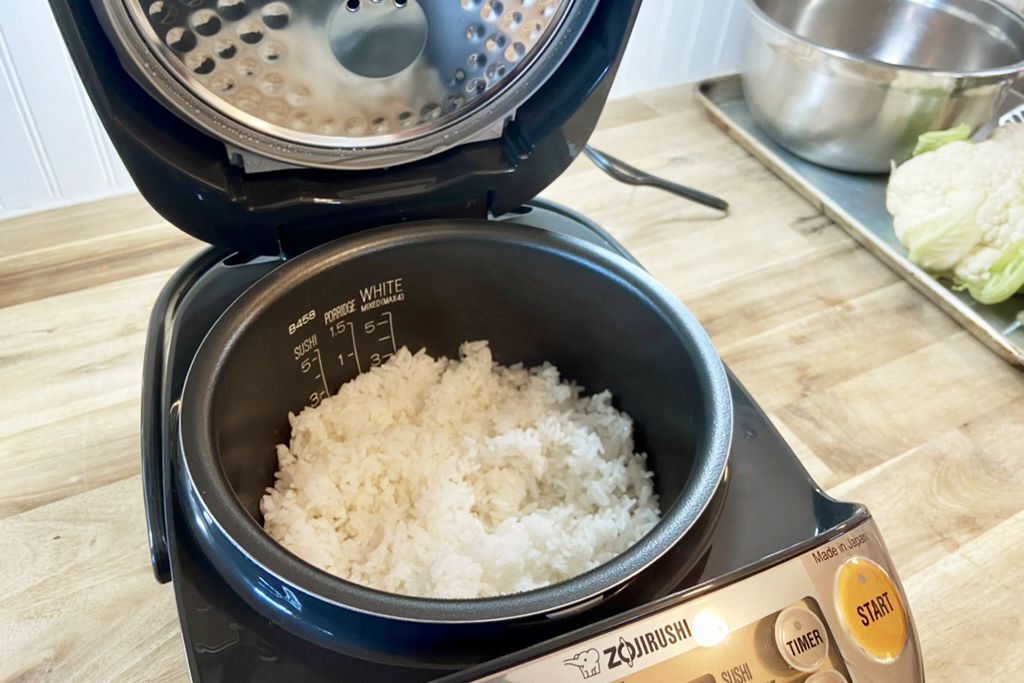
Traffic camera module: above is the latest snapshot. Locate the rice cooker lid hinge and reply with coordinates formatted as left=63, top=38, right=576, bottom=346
left=271, top=189, right=495, bottom=258
left=237, top=137, right=527, bottom=254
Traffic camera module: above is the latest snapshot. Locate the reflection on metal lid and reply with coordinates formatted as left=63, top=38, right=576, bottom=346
left=112, top=0, right=575, bottom=153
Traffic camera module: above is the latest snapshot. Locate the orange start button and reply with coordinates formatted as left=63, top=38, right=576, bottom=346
left=834, top=557, right=908, bottom=663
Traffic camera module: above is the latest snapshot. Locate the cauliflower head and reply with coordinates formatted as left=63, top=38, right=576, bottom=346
left=886, top=123, right=1024, bottom=304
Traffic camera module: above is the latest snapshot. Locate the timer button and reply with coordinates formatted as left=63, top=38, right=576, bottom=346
left=807, top=671, right=848, bottom=682
left=774, top=606, right=829, bottom=672
left=834, top=557, right=908, bottom=663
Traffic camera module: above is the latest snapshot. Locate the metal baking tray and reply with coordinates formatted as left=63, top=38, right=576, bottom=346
left=695, top=74, right=1024, bottom=368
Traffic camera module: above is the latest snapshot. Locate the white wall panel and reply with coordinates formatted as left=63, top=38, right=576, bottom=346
left=0, top=0, right=749, bottom=220
left=0, top=2, right=133, bottom=221
left=0, top=24, right=54, bottom=215
left=611, top=0, right=751, bottom=98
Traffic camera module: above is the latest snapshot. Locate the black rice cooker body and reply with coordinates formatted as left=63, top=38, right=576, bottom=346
left=177, top=223, right=733, bottom=665
left=51, top=0, right=731, bottom=665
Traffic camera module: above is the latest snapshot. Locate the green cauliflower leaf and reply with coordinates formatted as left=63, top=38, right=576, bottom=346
left=913, top=123, right=972, bottom=156
left=966, top=239, right=1024, bottom=305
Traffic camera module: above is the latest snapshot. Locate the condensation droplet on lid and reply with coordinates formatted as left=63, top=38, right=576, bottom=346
left=318, top=117, right=339, bottom=134
left=210, top=72, right=236, bottom=92
left=216, top=0, right=249, bottom=20
left=344, top=117, right=367, bottom=135
left=259, top=41, right=284, bottom=62
left=371, top=117, right=388, bottom=133
left=420, top=103, right=440, bottom=121
left=234, top=86, right=263, bottom=111
left=148, top=1, right=176, bottom=24
left=465, top=23, right=485, bottom=40
left=235, top=57, right=261, bottom=77
left=165, top=27, right=197, bottom=52
left=285, top=85, right=309, bottom=107
left=192, top=9, right=222, bottom=36
left=444, top=93, right=466, bottom=110
left=484, top=33, right=507, bottom=52
left=465, top=77, right=486, bottom=94
left=504, top=41, right=526, bottom=62
left=460, top=0, right=482, bottom=9
left=260, top=72, right=285, bottom=95
left=238, top=21, right=264, bottom=44
left=467, top=52, right=486, bottom=69
left=186, top=52, right=216, bottom=74
left=501, top=11, right=523, bottom=29
left=263, top=99, right=289, bottom=123
left=480, top=1, right=503, bottom=21
left=290, top=111, right=311, bottom=130
left=448, top=68, right=466, bottom=85
left=398, top=111, right=413, bottom=127
left=214, top=38, right=237, bottom=59
left=261, top=2, right=290, bottom=29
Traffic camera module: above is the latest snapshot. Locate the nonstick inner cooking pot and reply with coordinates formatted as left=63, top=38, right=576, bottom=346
left=178, top=221, right=732, bottom=655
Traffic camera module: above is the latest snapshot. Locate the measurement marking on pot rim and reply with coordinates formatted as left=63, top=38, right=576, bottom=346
left=381, top=311, right=398, bottom=354
left=313, top=347, right=329, bottom=397
left=292, top=332, right=329, bottom=407
left=324, top=299, right=356, bottom=324
left=358, top=277, right=404, bottom=312
left=348, top=320, right=363, bottom=374
left=295, top=288, right=405, bottom=402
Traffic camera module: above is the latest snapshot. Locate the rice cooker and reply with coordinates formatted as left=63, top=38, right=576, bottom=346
left=50, top=0, right=926, bottom=680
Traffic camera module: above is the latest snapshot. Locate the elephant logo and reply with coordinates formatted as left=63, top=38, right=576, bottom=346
left=563, top=647, right=601, bottom=679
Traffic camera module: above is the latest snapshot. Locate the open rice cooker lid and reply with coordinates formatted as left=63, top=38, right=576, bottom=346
left=50, top=0, right=641, bottom=255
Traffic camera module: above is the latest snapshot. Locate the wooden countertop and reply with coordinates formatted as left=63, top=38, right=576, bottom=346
left=2, top=85, right=1022, bottom=681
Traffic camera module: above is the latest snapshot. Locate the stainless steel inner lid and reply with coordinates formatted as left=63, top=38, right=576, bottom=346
left=102, top=0, right=593, bottom=169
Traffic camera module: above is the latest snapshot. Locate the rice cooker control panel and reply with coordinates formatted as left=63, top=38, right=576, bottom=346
left=474, top=518, right=923, bottom=682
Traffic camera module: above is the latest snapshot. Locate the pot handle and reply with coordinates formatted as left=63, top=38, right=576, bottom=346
left=148, top=402, right=177, bottom=584
left=141, top=308, right=173, bottom=583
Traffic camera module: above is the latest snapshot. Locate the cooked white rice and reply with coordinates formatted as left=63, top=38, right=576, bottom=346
left=260, top=340, right=660, bottom=599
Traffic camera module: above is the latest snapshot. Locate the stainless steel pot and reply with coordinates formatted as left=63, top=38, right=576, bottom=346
left=742, top=0, right=1024, bottom=173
